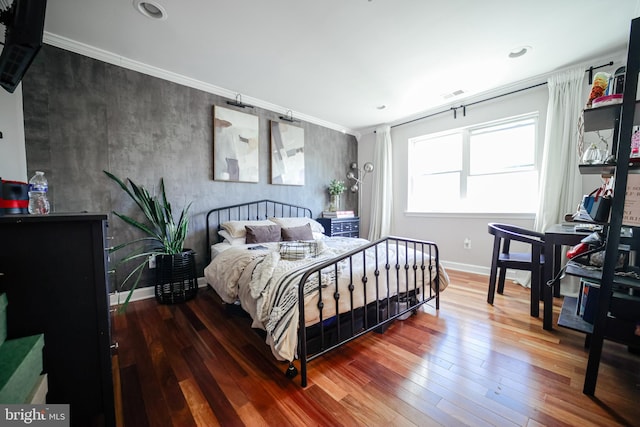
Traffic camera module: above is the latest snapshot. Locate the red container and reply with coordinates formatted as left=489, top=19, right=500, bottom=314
left=0, top=179, right=29, bottom=215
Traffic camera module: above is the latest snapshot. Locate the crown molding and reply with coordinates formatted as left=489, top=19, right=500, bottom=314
left=42, top=32, right=358, bottom=137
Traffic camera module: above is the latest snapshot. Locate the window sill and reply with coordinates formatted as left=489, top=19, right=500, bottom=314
left=403, top=211, right=536, bottom=220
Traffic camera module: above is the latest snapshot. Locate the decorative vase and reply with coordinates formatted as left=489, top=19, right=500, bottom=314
left=581, top=144, right=606, bottom=164
left=330, top=194, right=341, bottom=211
left=155, top=249, right=198, bottom=304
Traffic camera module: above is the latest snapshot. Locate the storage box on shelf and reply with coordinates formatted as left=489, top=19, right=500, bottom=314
left=0, top=334, right=45, bottom=403
left=0, top=292, right=47, bottom=405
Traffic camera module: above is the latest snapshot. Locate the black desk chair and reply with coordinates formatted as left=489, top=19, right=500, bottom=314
left=487, top=223, right=545, bottom=317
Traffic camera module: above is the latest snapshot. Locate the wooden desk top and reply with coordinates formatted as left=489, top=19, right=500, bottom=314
left=545, top=223, right=598, bottom=244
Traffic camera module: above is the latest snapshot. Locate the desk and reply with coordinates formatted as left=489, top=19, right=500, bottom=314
left=543, top=224, right=592, bottom=330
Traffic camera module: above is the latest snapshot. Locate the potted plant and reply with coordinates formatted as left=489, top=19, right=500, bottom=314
left=104, top=171, right=196, bottom=310
left=328, top=179, right=346, bottom=211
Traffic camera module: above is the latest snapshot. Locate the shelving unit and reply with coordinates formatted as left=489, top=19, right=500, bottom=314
left=562, top=17, right=640, bottom=396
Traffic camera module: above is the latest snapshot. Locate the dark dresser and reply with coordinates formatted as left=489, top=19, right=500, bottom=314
left=317, top=217, right=360, bottom=238
left=0, top=213, right=115, bottom=427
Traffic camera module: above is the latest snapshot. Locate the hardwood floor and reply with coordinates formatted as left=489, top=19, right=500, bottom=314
left=111, top=270, right=640, bottom=426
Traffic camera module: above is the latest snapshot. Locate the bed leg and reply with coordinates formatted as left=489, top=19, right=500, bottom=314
left=285, top=362, right=298, bottom=379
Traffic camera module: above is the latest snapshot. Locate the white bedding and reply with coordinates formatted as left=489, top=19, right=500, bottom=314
left=210, top=242, right=232, bottom=259
left=204, top=237, right=449, bottom=362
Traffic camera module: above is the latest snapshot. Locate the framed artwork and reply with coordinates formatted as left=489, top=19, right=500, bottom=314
left=213, top=105, right=259, bottom=182
left=270, top=120, right=305, bottom=186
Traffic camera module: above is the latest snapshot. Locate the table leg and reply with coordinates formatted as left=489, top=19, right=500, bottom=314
left=543, top=275, right=553, bottom=330
left=543, top=241, right=555, bottom=330
left=553, top=245, right=562, bottom=297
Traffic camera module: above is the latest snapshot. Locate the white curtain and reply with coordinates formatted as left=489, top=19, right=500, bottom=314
left=368, top=125, right=393, bottom=240
left=534, top=67, right=586, bottom=233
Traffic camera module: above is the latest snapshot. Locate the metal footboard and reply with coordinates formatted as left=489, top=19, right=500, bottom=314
left=295, top=236, right=441, bottom=387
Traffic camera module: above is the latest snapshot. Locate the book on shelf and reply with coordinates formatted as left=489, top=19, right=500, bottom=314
left=624, top=174, right=640, bottom=226
left=322, top=210, right=355, bottom=218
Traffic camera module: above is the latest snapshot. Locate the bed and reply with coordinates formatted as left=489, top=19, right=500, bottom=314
left=204, top=199, right=448, bottom=386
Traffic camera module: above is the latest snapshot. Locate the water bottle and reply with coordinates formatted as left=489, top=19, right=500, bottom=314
left=28, top=171, right=50, bottom=215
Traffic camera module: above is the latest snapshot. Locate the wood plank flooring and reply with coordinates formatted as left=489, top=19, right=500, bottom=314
left=111, top=270, right=640, bottom=426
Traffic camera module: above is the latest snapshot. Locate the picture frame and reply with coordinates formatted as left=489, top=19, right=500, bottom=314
left=213, top=105, right=259, bottom=182
left=270, top=120, right=305, bottom=186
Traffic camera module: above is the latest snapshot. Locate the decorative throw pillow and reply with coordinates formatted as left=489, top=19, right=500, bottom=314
left=245, top=224, right=282, bottom=244
left=221, top=220, right=276, bottom=238
left=281, top=223, right=314, bottom=241
left=268, top=217, right=325, bottom=234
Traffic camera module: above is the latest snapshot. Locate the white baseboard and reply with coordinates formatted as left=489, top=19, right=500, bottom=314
left=441, top=260, right=527, bottom=285
left=441, top=260, right=489, bottom=276
left=109, top=277, right=208, bottom=306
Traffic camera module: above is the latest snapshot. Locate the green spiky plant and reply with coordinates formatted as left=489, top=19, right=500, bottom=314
left=104, top=170, right=192, bottom=311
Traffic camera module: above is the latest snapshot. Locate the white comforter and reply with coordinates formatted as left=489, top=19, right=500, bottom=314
left=204, top=237, right=448, bottom=362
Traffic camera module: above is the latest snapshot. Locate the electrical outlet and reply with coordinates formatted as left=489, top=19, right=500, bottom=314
left=463, top=238, right=471, bottom=249
left=148, top=255, right=156, bottom=269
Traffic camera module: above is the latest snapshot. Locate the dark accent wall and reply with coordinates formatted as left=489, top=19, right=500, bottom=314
left=22, top=45, right=357, bottom=291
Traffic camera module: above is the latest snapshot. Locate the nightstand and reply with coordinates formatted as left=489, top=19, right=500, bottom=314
left=317, top=217, right=360, bottom=238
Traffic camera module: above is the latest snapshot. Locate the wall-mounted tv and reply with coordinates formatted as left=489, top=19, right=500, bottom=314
left=0, top=0, right=47, bottom=93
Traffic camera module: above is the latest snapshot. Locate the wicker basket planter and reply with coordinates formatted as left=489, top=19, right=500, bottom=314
left=155, top=249, right=197, bottom=304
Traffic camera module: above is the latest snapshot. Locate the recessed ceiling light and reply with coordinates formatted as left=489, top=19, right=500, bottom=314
left=134, top=0, right=167, bottom=20
left=509, top=46, right=531, bottom=59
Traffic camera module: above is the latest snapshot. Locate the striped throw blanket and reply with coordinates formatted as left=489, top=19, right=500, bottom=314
left=249, top=248, right=341, bottom=361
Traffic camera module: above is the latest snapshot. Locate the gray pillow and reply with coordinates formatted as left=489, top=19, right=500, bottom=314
left=281, top=223, right=314, bottom=241
left=245, top=224, right=282, bottom=243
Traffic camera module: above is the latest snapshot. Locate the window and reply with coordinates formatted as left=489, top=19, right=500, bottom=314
left=408, top=114, right=538, bottom=213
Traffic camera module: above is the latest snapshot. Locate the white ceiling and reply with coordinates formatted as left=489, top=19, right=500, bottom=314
left=37, top=0, right=640, bottom=134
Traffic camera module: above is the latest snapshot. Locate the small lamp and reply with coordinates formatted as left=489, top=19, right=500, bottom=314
left=347, top=161, right=374, bottom=192
left=347, top=161, right=374, bottom=218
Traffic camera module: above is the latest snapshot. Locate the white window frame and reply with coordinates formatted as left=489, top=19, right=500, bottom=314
left=407, top=113, right=539, bottom=215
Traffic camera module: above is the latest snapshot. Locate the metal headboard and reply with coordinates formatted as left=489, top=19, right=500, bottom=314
left=206, top=199, right=313, bottom=262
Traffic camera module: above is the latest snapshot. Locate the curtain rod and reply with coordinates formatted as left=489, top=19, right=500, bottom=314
left=586, top=61, right=614, bottom=85
left=388, top=81, right=547, bottom=129
left=383, top=60, right=613, bottom=131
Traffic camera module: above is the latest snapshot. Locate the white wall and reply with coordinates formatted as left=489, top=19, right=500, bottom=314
left=0, top=85, right=27, bottom=182
left=358, top=57, right=625, bottom=275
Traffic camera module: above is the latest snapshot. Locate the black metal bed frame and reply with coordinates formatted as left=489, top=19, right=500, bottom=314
left=205, top=200, right=441, bottom=386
